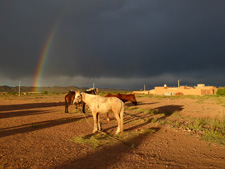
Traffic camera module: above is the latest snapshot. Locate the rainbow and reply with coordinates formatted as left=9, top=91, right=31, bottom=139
left=32, top=4, right=70, bottom=92
left=32, top=27, right=57, bottom=92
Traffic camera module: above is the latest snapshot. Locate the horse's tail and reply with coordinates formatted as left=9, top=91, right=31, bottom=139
left=120, top=101, right=124, bottom=132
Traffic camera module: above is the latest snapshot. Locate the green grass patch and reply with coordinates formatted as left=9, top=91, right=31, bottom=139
left=189, top=118, right=207, bottom=131
left=158, top=119, right=167, bottom=125
left=127, top=106, right=137, bottom=110
left=145, top=117, right=158, bottom=123
left=171, top=111, right=182, bottom=118
left=159, top=114, right=225, bottom=145
left=125, top=118, right=144, bottom=125
left=72, top=129, right=157, bottom=149
left=202, top=130, right=225, bottom=145
left=143, top=109, right=158, bottom=115
left=72, top=134, right=110, bottom=149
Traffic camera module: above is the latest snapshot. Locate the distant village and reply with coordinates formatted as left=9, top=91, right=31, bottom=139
left=0, top=83, right=219, bottom=96
left=133, top=84, right=217, bottom=96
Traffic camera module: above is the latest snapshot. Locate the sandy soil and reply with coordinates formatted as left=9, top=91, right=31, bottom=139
left=0, top=94, right=225, bottom=169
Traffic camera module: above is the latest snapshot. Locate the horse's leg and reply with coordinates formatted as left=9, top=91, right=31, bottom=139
left=65, top=97, right=69, bottom=113
left=65, top=104, right=68, bottom=113
left=82, top=102, right=86, bottom=114
left=97, top=113, right=101, bottom=131
left=74, top=103, right=78, bottom=109
left=120, top=106, right=124, bottom=133
left=114, top=112, right=121, bottom=134
left=92, top=112, right=98, bottom=133
left=106, top=113, right=110, bottom=121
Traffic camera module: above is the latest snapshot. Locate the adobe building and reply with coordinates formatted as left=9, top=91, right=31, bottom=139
left=133, top=84, right=217, bottom=96
left=154, top=84, right=217, bottom=96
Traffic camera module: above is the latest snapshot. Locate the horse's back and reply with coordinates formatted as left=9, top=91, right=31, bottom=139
left=119, top=94, right=137, bottom=103
left=105, top=97, right=124, bottom=112
left=98, top=95, right=122, bottom=107
left=86, top=94, right=123, bottom=113
left=106, top=96, right=123, bottom=104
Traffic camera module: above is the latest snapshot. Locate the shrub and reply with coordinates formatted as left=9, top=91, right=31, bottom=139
left=217, top=87, right=225, bottom=96
left=42, top=91, right=48, bottom=95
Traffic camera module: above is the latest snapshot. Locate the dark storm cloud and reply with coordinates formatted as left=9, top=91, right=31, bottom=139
left=1, top=0, right=225, bottom=88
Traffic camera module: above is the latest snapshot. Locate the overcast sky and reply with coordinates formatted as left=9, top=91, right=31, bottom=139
left=0, top=0, right=225, bottom=90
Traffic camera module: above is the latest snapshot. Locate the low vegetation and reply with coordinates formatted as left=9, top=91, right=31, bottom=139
left=72, top=129, right=156, bottom=149
left=157, top=115, right=225, bottom=145
left=217, top=87, right=225, bottom=96
left=122, top=94, right=225, bottom=146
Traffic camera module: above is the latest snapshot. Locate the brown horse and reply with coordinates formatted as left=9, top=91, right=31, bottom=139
left=105, top=93, right=137, bottom=105
left=65, top=91, right=78, bottom=113
left=65, top=88, right=98, bottom=113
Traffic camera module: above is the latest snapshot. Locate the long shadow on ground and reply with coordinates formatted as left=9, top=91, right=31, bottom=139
left=0, top=110, right=52, bottom=119
left=153, top=105, right=183, bottom=120
left=0, top=102, right=64, bottom=112
left=124, top=105, right=183, bottom=131
left=88, top=105, right=184, bottom=134
left=56, top=127, right=161, bottom=169
left=136, top=102, right=159, bottom=106
left=55, top=105, right=184, bottom=169
left=0, top=116, right=83, bottom=138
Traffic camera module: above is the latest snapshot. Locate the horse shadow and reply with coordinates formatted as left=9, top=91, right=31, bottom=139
left=135, top=102, right=159, bottom=106
left=152, top=105, right=183, bottom=119
left=103, top=105, right=183, bottom=133
left=125, top=102, right=158, bottom=107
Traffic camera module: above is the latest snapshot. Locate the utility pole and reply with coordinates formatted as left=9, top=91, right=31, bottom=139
left=93, top=81, right=95, bottom=89
left=19, top=81, right=21, bottom=96
left=144, top=84, right=146, bottom=91
left=178, top=79, right=181, bottom=88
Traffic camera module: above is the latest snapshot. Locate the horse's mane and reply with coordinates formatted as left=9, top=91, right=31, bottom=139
left=86, top=88, right=95, bottom=91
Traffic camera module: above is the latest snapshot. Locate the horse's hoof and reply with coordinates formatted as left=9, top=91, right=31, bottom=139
left=92, top=130, right=98, bottom=133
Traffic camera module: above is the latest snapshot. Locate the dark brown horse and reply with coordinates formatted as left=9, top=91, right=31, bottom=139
left=105, top=93, right=137, bottom=105
left=65, top=88, right=98, bottom=113
left=65, top=91, right=76, bottom=113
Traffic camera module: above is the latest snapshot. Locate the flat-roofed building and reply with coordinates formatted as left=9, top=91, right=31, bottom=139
left=154, top=84, right=217, bottom=96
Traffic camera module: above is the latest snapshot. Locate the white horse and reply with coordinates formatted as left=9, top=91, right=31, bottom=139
left=73, top=91, right=124, bottom=134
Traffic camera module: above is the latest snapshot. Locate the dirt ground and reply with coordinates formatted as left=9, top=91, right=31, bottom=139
left=0, top=94, right=225, bottom=169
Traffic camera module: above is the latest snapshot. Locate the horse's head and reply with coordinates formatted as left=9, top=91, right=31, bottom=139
left=73, top=91, right=82, bottom=104
left=95, top=88, right=99, bottom=95
left=130, top=94, right=137, bottom=105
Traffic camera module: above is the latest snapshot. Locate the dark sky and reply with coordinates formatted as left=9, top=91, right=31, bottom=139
left=1, top=0, right=225, bottom=90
